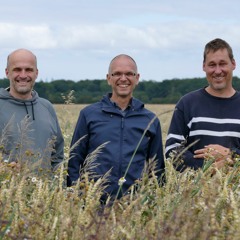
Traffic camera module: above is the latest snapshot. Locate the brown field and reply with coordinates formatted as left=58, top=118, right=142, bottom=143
left=54, top=104, right=175, bottom=145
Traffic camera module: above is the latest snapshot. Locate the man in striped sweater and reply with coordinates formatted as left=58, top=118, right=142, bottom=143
left=165, top=38, right=240, bottom=171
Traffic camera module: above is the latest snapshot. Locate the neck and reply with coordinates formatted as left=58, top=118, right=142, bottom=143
left=9, top=89, right=33, bottom=100
left=205, top=86, right=236, bottom=98
left=110, top=95, right=131, bottom=110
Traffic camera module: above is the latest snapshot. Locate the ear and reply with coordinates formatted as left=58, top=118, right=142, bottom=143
left=36, top=68, right=39, bottom=78
left=106, top=74, right=111, bottom=86
left=202, top=62, right=206, bottom=72
left=5, top=68, right=9, bottom=77
left=232, top=59, right=236, bottom=70
left=136, top=73, right=140, bottom=85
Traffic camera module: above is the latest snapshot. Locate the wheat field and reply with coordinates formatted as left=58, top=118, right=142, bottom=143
left=1, top=103, right=240, bottom=239
left=54, top=104, right=175, bottom=147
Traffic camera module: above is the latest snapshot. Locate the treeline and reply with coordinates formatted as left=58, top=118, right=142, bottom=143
left=1, top=76, right=240, bottom=104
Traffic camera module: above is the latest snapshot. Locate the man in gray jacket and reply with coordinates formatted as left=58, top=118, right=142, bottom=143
left=0, top=49, right=64, bottom=172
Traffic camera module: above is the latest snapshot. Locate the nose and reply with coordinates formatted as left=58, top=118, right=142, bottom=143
left=119, top=73, right=128, bottom=80
left=215, top=65, right=222, bottom=74
left=120, top=76, right=127, bottom=80
left=19, top=70, right=28, bottom=78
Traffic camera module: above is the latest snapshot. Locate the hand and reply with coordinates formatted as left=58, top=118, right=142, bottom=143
left=194, top=144, right=230, bottom=159
left=7, top=161, right=21, bottom=172
left=206, top=144, right=230, bottom=162
left=194, top=144, right=231, bottom=169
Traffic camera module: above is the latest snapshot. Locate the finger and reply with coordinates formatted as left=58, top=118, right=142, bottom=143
left=194, top=148, right=205, bottom=154
left=194, top=153, right=205, bottom=159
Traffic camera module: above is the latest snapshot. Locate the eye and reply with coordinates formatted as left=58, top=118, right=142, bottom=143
left=26, top=68, right=34, bottom=72
left=208, top=63, right=216, bottom=68
left=13, top=67, right=22, bottom=72
left=219, top=62, right=227, bottom=67
left=111, top=72, right=122, bottom=77
left=125, top=72, right=136, bottom=77
left=111, top=72, right=136, bottom=78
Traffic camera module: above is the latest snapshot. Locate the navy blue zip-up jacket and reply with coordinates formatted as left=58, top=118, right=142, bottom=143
left=67, top=94, right=165, bottom=199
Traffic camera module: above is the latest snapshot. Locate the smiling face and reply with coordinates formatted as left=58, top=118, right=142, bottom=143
left=5, top=49, right=38, bottom=99
left=107, top=55, right=140, bottom=103
left=203, top=48, right=236, bottom=97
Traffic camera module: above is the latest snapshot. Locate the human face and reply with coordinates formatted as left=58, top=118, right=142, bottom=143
left=107, top=56, right=140, bottom=102
left=203, top=49, right=236, bottom=96
left=5, top=49, right=38, bottom=99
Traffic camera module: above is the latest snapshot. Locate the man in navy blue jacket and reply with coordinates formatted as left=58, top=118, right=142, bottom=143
left=165, top=38, right=240, bottom=171
left=67, top=54, right=165, bottom=200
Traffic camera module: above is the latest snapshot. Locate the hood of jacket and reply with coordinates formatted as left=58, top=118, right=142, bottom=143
left=0, top=87, right=39, bottom=120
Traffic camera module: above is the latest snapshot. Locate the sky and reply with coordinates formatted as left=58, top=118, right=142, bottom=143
left=0, top=0, right=240, bottom=82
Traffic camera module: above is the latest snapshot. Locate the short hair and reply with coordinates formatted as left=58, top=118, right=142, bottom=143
left=108, top=54, right=138, bottom=73
left=6, top=48, right=37, bottom=68
left=203, top=38, right=234, bottom=62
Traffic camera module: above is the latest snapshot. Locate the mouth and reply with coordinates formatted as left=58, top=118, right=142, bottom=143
left=117, top=81, right=130, bottom=88
left=118, top=84, right=129, bottom=88
left=16, top=79, right=31, bottom=83
left=16, top=79, right=32, bottom=86
left=213, top=75, right=225, bottom=81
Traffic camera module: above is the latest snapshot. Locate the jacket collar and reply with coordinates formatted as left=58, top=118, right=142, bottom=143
left=102, top=93, right=144, bottom=112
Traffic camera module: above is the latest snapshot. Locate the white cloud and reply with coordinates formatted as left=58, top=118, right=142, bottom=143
left=0, top=23, right=56, bottom=49
left=1, top=20, right=240, bottom=53
left=1, top=0, right=240, bottom=81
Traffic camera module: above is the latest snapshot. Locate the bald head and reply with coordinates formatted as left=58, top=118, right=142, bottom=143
left=7, top=49, right=37, bottom=69
left=108, top=54, right=138, bottom=74
left=5, top=48, right=38, bottom=99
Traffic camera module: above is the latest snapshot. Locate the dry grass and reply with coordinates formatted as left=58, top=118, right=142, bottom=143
left=54, top=104, right=175, bottom=146
left=1, top=103, right=240, bottom=239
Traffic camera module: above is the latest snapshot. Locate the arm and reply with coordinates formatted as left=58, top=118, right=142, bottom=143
left=40, top=99, right=64, bottom=170
left=51, top=119, right=64, bottom=171
left=148, top=117, right=165, bottom=182
left=67, top=111, right=89, bottom=186
left=165, top=106, right=204, bottom=171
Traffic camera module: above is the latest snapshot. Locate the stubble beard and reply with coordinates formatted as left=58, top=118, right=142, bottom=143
left=13, top=81, right=34, bottom=96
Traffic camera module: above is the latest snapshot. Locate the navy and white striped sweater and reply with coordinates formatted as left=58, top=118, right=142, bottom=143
left=165, top=88, right=240, bottom=171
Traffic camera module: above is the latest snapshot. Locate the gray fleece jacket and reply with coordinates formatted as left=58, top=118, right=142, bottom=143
left=0, top=88, right=64, bottom=171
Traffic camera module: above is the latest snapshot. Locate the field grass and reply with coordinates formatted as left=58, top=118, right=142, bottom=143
left=1, top=103, right=240, bottom=239
left=54, top=104, right=175, bottom=146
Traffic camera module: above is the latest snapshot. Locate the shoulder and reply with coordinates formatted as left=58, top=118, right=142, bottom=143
left=141, top=106, right=156, bottom=118
left=83, top=101, right=101, bottom=111
left=38, top=97, right=55, bottom=109
left=132, top=98, right=159, bottom=121
left=37, top=97, right=58, bottom=117
left=132, top=97, right=144, bottom=109
left=32, top=90, right=54, bottom=109
left=234, top=91, right=240, bottom=98
left=176, top=88, right=204, bottom=106
left=181, top=88, right=203, bottom=100
left=80, top=101, right=102, bottom=116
